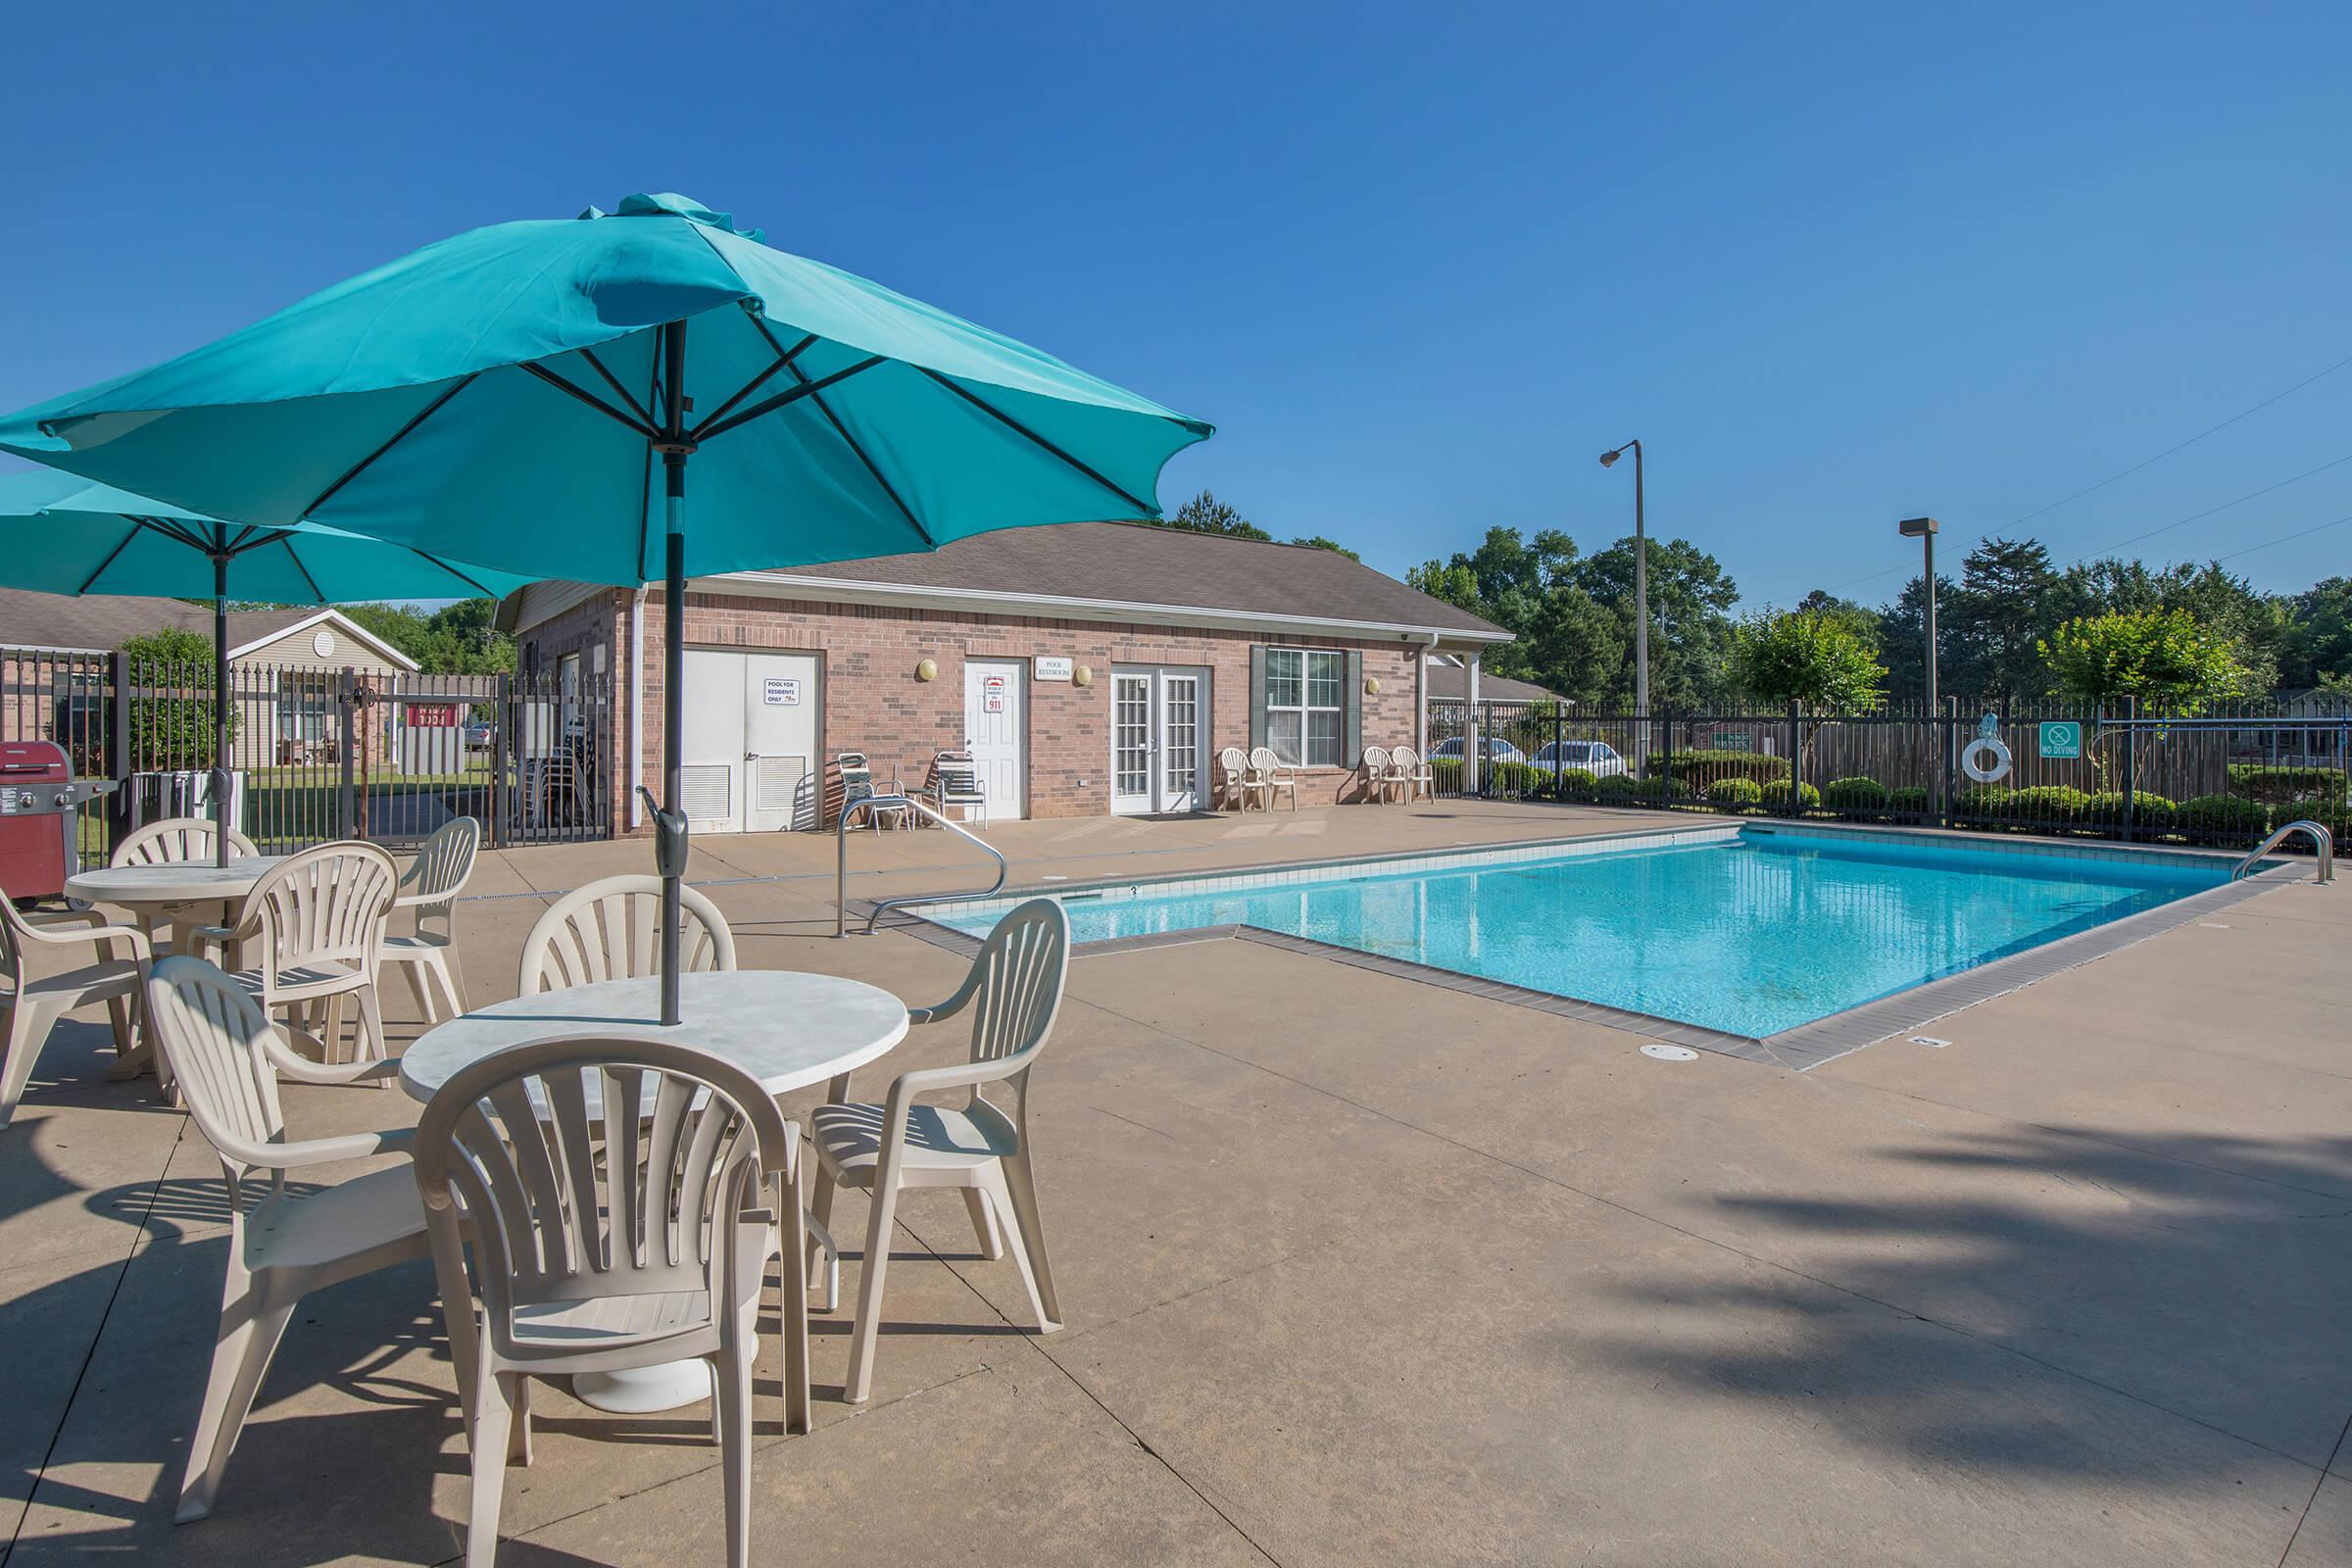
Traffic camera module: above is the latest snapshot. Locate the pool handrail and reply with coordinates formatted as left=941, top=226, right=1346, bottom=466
left=2234, top=819, right=2334, bottom=884
left=835, top=794, right=1007, bottom=936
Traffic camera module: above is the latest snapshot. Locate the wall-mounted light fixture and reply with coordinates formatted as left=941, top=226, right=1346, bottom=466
left=1365, top=676, right=1382, bottom=696
left=915, top=658, right=939, bottom=682
left=1073, top=664, right=1094, bottom=687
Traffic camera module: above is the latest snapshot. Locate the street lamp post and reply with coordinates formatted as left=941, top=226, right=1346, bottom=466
left=1900, top=515, right=1941, bottom=812
left=1599, top=441, right=1647, bottom=718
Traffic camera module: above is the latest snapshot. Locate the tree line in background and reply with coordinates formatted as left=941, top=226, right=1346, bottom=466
left=1397, top=524, right=2352, bottom=714
left=187, top=597, right=517, bottom=674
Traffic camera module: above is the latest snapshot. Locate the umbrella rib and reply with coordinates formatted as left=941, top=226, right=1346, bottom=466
left=518, top=362, right=659, bottom=438
left=578, top=348, right=658, bottom=429
left=740, top=314, right=928, bottom=541
left=76, top=522, right=148, bottom=594
left=407, top=548, right=501, bottom=598
left=694, top=357, right=882, bottom=443
left=692, top=329, right=816, bottom=437
left=278, top=534, right=329, bottom=602
left=307, top=373, right=480, bottom=515
left=913, top=368, right=1153, bottom=514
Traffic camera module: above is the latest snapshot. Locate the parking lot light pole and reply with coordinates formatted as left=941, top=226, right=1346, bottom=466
left=1900, top=516, right=1942, bottom=813
left=1598, top=442, right=1647, bottom=717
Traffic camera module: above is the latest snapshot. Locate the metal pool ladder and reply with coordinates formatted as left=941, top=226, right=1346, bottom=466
left=836, top=794, right=1007, bottom=935
left=2234, top=819, right=2334, bottom=884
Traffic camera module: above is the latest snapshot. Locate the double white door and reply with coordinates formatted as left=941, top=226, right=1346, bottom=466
left=1110, top=665, right=1208, bottom=814
left=681, top=650, right=820, bottom=833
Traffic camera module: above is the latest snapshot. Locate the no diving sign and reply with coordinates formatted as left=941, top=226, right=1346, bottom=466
left=2038, top=720, right=2082, bottom=760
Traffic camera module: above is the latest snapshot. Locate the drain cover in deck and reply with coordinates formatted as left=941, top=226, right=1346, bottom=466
left=1640, top=1044, right=1699, bottom=1062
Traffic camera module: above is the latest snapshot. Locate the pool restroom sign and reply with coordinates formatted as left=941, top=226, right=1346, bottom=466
left=1033, top=656, right=1073, bottom=682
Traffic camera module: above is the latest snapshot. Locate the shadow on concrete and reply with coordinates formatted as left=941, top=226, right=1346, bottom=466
left=1584, top=1122, right=2352, bottom=1484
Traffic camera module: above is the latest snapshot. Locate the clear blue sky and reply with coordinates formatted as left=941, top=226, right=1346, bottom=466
left=5, top=0, right=2348, bottom=610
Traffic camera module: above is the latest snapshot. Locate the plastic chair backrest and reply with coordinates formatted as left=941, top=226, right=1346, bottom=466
left=143, top=956, right=288, bottom=1189
left=401, top=817, right=479, bottom=910
left=518, top=875, right=736, bottom=994
left=114, top=816, right=259, bottom=868
left=244, top=842, right=400, bottom=977
left=960, top=899, right=1070, bottom=1072
left=1363, top=745, right=1390, bottom=775
left=412, top=1036, right=794, bottom=1355
left=1250, top=746, right=1289, bottom=775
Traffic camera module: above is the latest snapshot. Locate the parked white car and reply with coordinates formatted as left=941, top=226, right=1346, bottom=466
left=1532, top=740, right=1630, bottom=778
left=1429, top=736, right=1526, bottom=764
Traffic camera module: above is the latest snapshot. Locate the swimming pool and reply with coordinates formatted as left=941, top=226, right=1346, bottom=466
left=915, top=826, right=2242, bottom=1039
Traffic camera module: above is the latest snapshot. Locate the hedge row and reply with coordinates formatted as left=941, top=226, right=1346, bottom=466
left=2227, top=763, right=2350, bottom=806
left=1653, top=749, right=1788, bottom=786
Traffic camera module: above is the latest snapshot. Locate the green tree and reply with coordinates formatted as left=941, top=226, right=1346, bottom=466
left=1152, top=489, right=1272, bottom=542
left=2280, top=576, right=2352, bottom=690
left=339, top=600, right=515, bottom=674
left=1729, top=609, right=1888, bottom=711
left=1944, top=537, right=2059, bottom=704
left=2038, top=608, right=2249, bottom=711
left=120, top=626, right=239, bottom=769
left=1569, top=535, right=1741, bottom=707
left=1289, top=534, right=1360, bottom=562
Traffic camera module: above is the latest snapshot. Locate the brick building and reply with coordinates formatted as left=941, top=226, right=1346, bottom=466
left=499, top=521, right=1509, bottom=831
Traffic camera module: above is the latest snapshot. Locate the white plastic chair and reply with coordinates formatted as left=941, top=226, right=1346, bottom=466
left=1248, top=746, right=1299, bottom=811
left=142, top=956, right=426, bottom=1523
left=810, top=898, right=1069, bottom=1403
left=383, top=817, right=479, bottom=1022
left=198, top=843, right=400, bottom=1071
left=414, top=1036, right=807, bottom=1568
left=1391, top=745, right=1434, bottom=804
left=517, top=875, right=735, bottom=994
left=113, top=815, right=261, bottom=869
left=1217, top=746, right=1257, bottom=811
left=1360, top=745, right=1394, bottom=804
left=0, top=900, right=149, bottom=1127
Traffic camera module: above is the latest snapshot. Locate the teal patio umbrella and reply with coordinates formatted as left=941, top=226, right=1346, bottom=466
left=1, top=192, right=1211, bottom=1021
left=0, top=468, right=534, bottom=865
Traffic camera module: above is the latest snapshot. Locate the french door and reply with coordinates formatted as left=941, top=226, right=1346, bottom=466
left=1110, top=665, right=1208, bottom=814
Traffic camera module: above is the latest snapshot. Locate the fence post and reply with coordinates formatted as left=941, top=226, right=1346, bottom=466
left=2121, top=696, right=2137, bottom=842
left=106, top=650, right=132, bottom=848
left=1552, top=706, right=1564, bottom=802
left=490, top=676, right=511, bottom=848
left=1785, top=700, right=1801, bottom=816
left=335, top=667, right=359, bottom=840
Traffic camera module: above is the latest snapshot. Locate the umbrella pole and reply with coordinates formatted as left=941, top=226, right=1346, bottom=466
left=658, top=318, right=691, bottom=1027
left=213, top=553, right=231, bottom=868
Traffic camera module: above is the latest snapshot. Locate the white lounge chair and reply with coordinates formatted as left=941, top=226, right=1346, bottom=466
left=143, top=955, right=426, bottom=1523
left=1248, top=746, right=1299, bottom=811
left=415, top=1035, right=807, bottom=1568
left=382, top=816, right=478, bottom=1023
left=0, top=899, right=148, bottom=1127
left=928, top=748, right=990, bottom=828
left=809, top=898, right=1069, bottom=1403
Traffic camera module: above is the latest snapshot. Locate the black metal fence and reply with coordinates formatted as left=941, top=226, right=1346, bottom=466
left=1, top=647, right=615, bottom=863
left=1426, top=697, right=2351, bottom=853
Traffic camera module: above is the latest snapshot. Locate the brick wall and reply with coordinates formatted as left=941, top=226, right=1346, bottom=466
left=525, top=587, right=1434, bottom=828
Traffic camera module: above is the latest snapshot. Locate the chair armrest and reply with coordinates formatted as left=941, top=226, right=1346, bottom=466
left=15, top=915, right=150, bottom=958
left=885, top=1051, right=1033, bottom=1109
left=262, top=1031, right=403, bottom=1087
left=270, top=1126, right=416, bottom=1168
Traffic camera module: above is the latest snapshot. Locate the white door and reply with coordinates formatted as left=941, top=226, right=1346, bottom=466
left=681, top=650, right=821, bottom=834
left=1110, top=665, right=1210, bottom=814
left=962, top=660, right=1025, bottom=821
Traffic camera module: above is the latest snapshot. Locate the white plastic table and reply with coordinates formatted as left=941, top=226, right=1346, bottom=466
left=399, top=969, right=911, bottom=1413
left=65, top=857, right=288, bottom=1077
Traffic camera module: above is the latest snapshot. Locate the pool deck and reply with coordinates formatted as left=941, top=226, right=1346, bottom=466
left=5, top=799, right=2349, bottom=1565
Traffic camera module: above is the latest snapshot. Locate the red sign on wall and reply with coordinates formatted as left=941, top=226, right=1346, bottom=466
left=406, top=702, right=460, bottom=727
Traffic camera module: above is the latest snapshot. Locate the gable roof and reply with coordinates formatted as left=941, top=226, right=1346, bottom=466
left=0, top=588, right=417, bottom=669
left=1424, top=660, right=1562, bottom=704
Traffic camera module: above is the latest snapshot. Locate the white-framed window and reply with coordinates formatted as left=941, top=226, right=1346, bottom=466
left=1264, top=648, right=1345, bottom=766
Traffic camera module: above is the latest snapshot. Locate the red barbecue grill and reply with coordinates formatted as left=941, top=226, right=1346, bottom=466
left=0, top=742, right=119, bottom=905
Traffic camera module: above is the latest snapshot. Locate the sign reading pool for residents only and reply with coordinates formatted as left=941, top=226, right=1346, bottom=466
left=2039, top=720, right=2082, bottom=759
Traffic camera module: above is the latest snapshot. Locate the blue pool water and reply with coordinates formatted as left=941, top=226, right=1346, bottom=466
left=923, top=828, right=2233, bottom=1038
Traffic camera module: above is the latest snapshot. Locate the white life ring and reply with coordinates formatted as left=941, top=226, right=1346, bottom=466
left=1960, top=736, right=2013, bottom=783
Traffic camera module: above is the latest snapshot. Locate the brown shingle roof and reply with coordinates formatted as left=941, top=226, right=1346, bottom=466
left=1424, top=663, right=1560, bottom=703
left=0, top=588, right=398, bottom=661
left=757, top=521, right=1506, bottom=636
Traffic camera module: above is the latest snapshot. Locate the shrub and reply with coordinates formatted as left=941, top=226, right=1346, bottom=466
left=1954, top=784, right=2087, bottom=827
left=1758, top=779, right=1822, bottom=812
left=1655, top=749, right=1787, bottom=787
left=2079, top=791, right=2175, bottom=833
left=1707, top=777, right=1765, bottom=811
left=2272, top=801, right=2349, bottom=853
left=2227, top=763, right=2349, bottom=807
left=1954, top=784, right=2012, bottom=821
left=1821, top=776, right=1889, bottom=815
left=1593, top=772, right=1640, bottom=798
left=1554, top=768, right=1599, bottom=797
left=1886, top=786, right=1932, bottom=816
left=122, top=627, right=239, bottom=771
left=2175, top=793, right=2270, bottom=842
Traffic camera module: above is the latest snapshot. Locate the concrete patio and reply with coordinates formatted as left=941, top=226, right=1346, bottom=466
left=3, top=800, right=2347, bottom=1566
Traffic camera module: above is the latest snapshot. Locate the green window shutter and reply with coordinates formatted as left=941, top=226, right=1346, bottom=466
left=1345, top=649, right=1363, bottom=765
left=1249, top=646, right=1268, bottom=752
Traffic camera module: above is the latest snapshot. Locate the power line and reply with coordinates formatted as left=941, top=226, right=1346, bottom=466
left=2055, top=448, right=2352, bottom=567
left=2211, top=511, right=2352, bottom=564
left=1819, top=348, right=2352, bottom=598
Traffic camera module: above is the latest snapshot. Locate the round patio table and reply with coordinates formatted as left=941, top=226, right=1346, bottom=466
left=399, top=968, right=910, bottom=1413
left=64, top=857, right=288, bottom=1078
